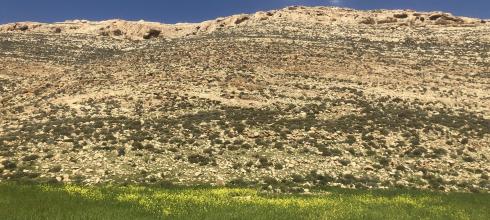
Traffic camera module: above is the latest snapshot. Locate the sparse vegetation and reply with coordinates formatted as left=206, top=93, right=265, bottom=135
left=0, top=5, right=488, bottom=198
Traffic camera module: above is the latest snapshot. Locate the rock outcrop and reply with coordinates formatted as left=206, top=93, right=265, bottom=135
left=0, top=6, right=486, bottom=40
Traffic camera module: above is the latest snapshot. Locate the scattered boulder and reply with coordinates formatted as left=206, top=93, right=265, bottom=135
left=215, top=176, right=225, bottom=186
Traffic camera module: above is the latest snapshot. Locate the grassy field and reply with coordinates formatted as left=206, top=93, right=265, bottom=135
left=0, top=182, right=488, bottom=220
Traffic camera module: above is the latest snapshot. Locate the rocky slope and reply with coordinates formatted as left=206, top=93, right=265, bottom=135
left=0, top=6, right=489, bottom=193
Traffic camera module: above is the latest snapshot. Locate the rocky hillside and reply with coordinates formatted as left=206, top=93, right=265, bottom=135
left=0, top=6, right=489, bottom=193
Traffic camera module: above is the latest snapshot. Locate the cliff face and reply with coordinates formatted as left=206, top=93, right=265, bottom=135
left=0, top=6, right=489, bottom=192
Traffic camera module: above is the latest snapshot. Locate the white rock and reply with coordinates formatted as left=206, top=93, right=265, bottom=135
left=63, top=174, right=70, bottom=181
left=216, top=176, right=225, bottom=186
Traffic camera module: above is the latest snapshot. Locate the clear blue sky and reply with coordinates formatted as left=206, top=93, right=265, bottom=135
left=0, top=0, right=488, bottom=24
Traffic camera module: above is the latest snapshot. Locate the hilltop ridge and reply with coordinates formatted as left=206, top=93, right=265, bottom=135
left=0, top=6, right=488, bottom=40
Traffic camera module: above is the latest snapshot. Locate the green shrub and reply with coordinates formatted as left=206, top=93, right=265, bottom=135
left=188, top=154, right=211, bottom=165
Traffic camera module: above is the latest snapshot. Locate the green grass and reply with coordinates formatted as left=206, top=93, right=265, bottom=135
left=0, top=182, right=488, bottom=220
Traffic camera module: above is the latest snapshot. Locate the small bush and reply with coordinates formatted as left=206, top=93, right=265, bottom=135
left=274, top=163, right=284, bottom=170
left=132, top=142, right=144, bottom=150
left=339, top=159, right=351, bottom=166
left=345, top=135, right=356, bottom=145
left=274, top=142, right=284, bottom=150
left=188, top=154, right=211, bottom=165
left=22, top=155, right=40, bottom=162
left=258, top=156, right=272, bottom=168
left=117, top=147, right=126, bottom=157
left=1, top=160, right=16, bottom=170
left=49, top=165, right=62, bottom=173
left=291, top=174, right=305, bottom=183
left=433, top=148, right=447, bottom=157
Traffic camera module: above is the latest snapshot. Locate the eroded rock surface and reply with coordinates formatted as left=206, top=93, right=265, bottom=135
left=1, top=6, right=487, bottom=40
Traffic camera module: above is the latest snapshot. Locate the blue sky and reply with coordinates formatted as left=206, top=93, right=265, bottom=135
left=0, top=0, right=488, bottom=24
